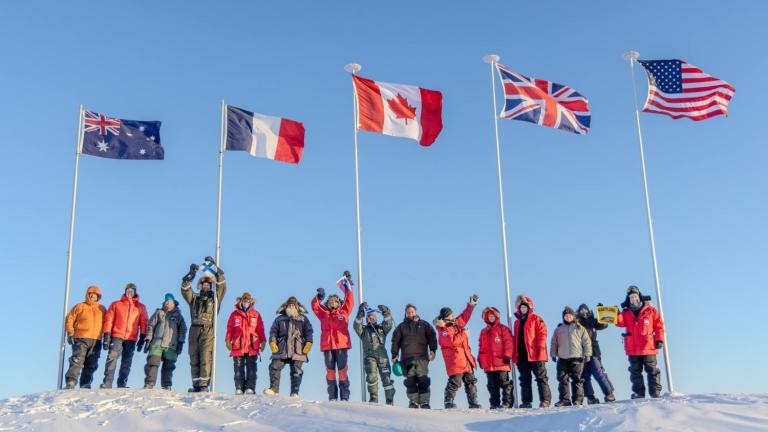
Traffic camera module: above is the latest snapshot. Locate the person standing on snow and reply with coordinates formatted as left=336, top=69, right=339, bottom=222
left=391, top=303, right=438, bottom=409
left=616, top=285, right=666, bottom=399
left=265, top=296, right=313, bottom=397
left=576, top=303, right=615, bottom=403
left=143, top=293, right=187, bottom=390
left=311, top=271, right=355, bottom=401
left=434, top=295, right=482, bottom=409
left=180, top=257, right=227, bottom=392
left=550, top=306, right=592, bottom=407
left=100, top=283, right=148, bottom=389
left=225, top=292, right=266, bottom=395
left=353, top=302, right=395, bottom=405
left=64, top=285, right=107, bottom=389
left=477, top=306, right=515, bottom=409
left=512, top=294, right=552, bottom=408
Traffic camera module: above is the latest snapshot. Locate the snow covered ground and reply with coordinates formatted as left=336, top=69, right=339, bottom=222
left=1, top=390, right=767, bottom=432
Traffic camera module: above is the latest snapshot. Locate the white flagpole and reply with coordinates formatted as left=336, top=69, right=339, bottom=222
left=345, top=62, right=367, bottom=402
left=58, top=105, right=85, bottom=389
left=623, top=50, right=675, bottom=394
left=212, top=99, right=227, bottom=392
left=482, top=54, right=518, bottom=407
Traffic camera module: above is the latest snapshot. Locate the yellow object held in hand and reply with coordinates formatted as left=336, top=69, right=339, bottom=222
left=596, top=305, right=619, bottom=324
left=302, top=342, right=312, bottom=354
left=225, top=340, right=232, bottom=351
left=270, top=342, right=279, bottom=353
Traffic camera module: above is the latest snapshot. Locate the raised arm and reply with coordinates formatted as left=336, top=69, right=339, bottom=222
left=215, top=269, right=227, bottom=313
left=455, top=303, right=475, bottom=328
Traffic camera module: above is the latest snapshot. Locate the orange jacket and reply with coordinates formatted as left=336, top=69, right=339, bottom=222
left=435, top=303, right=477, bottom=376
left=65, top=286, right=107, bottom=340
left=311, top=288, right=354, bottom=351
left=616, top=303, right=665, bottom=356
left=103, top=294, right=148, bottom=341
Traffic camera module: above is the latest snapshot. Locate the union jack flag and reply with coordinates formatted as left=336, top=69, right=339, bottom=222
left=83, top=110, right=121, bottom=136
left=496, top=63, right=591, bottom=135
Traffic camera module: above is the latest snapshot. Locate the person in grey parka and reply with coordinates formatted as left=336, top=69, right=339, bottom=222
left=264, top=296, right=314, bottom=397
left=353, top=302, right=395, bottom=405
left=143, top=293, right=188, bottom=389
left=550, top=306, right=592, bottom=407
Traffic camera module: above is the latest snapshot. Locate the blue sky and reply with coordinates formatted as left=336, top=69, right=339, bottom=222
left=1, top=1, right=766, bottom=403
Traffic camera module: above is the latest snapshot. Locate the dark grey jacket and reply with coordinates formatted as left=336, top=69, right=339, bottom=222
left=270, top=301, right=314, bottom=362
left=391, top=316, right=437, bottom=364
left=146, top=306, right=187, bottom=351
left=353, top=311, right=393, bottom=358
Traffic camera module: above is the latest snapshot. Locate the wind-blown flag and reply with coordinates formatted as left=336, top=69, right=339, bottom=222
left=352, top=75, right=443, bottom=146
left=81, top=109, right=163, bottom=159
left=226, top=105, right=305, bottom=164
left=496, top=63, right=591, bottom=135
left=637, top=59, right=735, bottom=121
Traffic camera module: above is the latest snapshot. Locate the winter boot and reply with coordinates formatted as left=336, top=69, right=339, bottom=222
left=245, top=389, right=255, bottom=395
left=99, top=383, right=112, bottom=389
left=235, top=389, right=243, bottom=395
left=81, top=384, right=92, bottom=389
left=188, top=386, right=200, bottom=393
left=420, top=403, right=431, bottom=409
left=64, top=381, right=76, bottom=390
left=444, top=399, right=457, bottom=409
left=264, top=388, right=277, bottom=396
left=631, top=393, right=645, bottom=399
left=162, top=386, right=172, bottom=390
left=587, top=397, right=600, bottom=405
left=469, top=402, right=482, bottom=409
left=368, top=393, right=378, bottom=404
left=605, top=393, right=616, bottom=402
left=540, top=400, right=551, bottom=408
left=519, top=402, right=532, bottom=408
left=290, top=393, right=299, bottom=398
left=408, top=401, right=419, bottom=409
left=572, top=397, right=584, bottom=406
left=554, top=400, right=572, bottom=407
left=501, top=402, right=511, bottom=409
left=144, top=384, right=153, bottom=389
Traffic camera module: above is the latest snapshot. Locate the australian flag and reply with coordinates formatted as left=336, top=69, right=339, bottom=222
left=81, top=109, right=163, bottom=159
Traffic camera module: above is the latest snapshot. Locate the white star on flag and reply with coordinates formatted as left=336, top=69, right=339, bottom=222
left=139, top=149, right=146, bottom=155
left=96, top=140, right=109, bottom=152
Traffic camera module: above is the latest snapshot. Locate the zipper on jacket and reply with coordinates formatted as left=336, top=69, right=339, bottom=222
left=125, top=299, right=132, bottom=340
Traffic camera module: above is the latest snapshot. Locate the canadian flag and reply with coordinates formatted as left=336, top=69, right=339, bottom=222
left=352, top=75, right=443, bottom=146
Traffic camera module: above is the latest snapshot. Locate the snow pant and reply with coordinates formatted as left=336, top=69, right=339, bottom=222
left=444, top=371, right=479, bottom=407
left=628, top=355, right=662, bottom=397
left=269, top=358, right=303, bottom=395
left=583, top=356, right=614, bottom=398
left=323, top=349, right=350, bottom=400
left=144, top=347, right=178, bottom=388
left=188, top=324, right=214, bottom=390
left=233, top=354, right=258, bottom=393
left=65, top=338, right=102, bottom=388
left=486, top=370, right=514, bottom=408
left=517, top=360, right=551, bottom=405
left=364, top=355, right=395, bottom=404
left=556, top=358, right=585, bottom=404
left=102, top=338, right=137, bottom=388
left=403, top=359, right=431, bottom=405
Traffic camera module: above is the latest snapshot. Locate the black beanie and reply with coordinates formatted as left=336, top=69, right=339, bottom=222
left=562, top=306, right=575, bottom=317
left=439, top=307, right=453, bottom=319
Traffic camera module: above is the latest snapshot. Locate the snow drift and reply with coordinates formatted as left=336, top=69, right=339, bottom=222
left=1, top=390, right=767, bottom=431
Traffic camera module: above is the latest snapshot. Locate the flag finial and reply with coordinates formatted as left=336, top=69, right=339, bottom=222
left=344, top=63, right=362, bottom=74
left=482, top=54, right=500, bottom=64
left=622, top=50, right=640, bottom=61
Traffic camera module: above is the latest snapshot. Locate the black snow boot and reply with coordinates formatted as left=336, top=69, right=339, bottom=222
left=420, top=403, right=431, bottom=409
left=444, top=400, right=456, bottom=409
left=631, top=393, right=645, bottom=399
left=587, top=397, right=600, bottom=405
left=368, top=393, right=378, bottom=404
left=554, top=400, right=572, bottom=407
left=408, top=401, right=419, bottom=409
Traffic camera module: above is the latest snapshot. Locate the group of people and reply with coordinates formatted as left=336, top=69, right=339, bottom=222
left=63, top=262, right=667, bottom=411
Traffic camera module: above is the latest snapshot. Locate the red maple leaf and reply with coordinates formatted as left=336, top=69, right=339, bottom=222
left=387, top=93, right=417, bottom=124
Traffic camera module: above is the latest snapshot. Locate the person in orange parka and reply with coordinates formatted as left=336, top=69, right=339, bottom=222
left=311, top=271, right=355, bottom=401
left=64, top=285, right=107, bottom=389
left=100, top=283, right=148, bottom=389
left=434, top=294, right=481, bottom=409
left=225, top=292, right=266, bottom=395
left=477, top=306, right=515, bottom=409
left=512, top=294, right=552, bottom=408
left=615, top=285, right=666, bottom=399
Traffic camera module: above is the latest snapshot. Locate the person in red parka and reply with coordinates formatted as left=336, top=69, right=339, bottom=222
left=100, top=283, right=149, bottom=389
left=311, top=271, right=355, bottom=401
left=615, top=285, right=665, bottom=399
left=512, top=294, right=552, bottom=408
left=478, top=306, right=515, bottom=409
left=225, top=292, right=266, bottom=395
left=434, top=295, right=481, bottom=409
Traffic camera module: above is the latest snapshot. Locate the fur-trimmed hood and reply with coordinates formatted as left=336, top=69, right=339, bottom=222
left=621, top=287, right=652, bottom=310
left=482, top=306, right=501, bottom=325
left=514, top=294, right=535, bottom=316
left=276, top=299, right=307, bottom=315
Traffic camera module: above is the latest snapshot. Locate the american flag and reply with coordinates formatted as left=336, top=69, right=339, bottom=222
left=496, top=63, right=590, bottom=135
left=638, top=59, right=735, bottom=121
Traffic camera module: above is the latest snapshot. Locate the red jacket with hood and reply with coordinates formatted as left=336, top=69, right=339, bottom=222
left=616, top=302, right=665, bottom=356
left=226, top=304, right=266, bottom=357
left=512, top=295, right=548, bottom=363
left=103, top=294, right=148, bottom=341
left=435, top=303, right=477, bottom=376
left=311, top=287, right=354, bottom=351
left=478, top=307, right=514, bottom=372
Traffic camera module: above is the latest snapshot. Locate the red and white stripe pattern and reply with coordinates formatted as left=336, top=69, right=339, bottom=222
left=638, top=59, right=735, bottom=121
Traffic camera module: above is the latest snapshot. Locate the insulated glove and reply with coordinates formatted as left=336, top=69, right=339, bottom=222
left=343, top=270, right=353, bottom=284
left=357, top=303, right=366, bottom=319
left=204, top=256, right=216, bottom=265
left=655, top=341, right=663, bottom=350
left=136, top=334, right=146, bottom=352
left=377, top=304, right=390, bottom=315
left=429, top=351, right=436, bottom=361
left=67, top=335, right=75, bottom=346
left=102, top=333, right=111, bottom=350
left=176, top=342, right=184, bottom=353
left=182, top=264, right=199, bottom=283
left=584, top=356, right=591, bottom=363
left=302, top=342, right=312, bottom=354
left=270, top=342, right=279, bottom=353
left=260, top=341, right=266, bottom=353
left=470, top=294, right=479, bottom=305
left=225, top=340, right=232, bottom=351
left=552, top=357, right=558, bottom=363
left=316, top=288, right=325, bottom=301
left=143, top=341, right=152, bottom=353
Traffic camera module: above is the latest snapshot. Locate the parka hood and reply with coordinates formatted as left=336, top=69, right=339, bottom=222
left=482, top=306, right=501, bottom=325
left=85, top=285, right=102, bottom=303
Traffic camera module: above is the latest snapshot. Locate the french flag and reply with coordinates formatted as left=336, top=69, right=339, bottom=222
left=352, top=75, right=443, bottom=146
left=226, top=105, right=305, bottom=164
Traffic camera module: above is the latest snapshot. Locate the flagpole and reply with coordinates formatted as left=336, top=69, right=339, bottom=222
left=345, top=62, right=367, bottom=402
left=483, top=54, right=519, bottom=407
left=212, top=99, right=227, bottom=392
left=623, top=50, right=675, bottom=394
left=58, top=105, right=85, bottom=389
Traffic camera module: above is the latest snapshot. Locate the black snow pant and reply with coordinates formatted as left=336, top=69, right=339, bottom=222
left=323, top=349, right=350, bottom=400
left=65, top=338, right=102, bottom=388
left=583, top=356, right=614, bottom=399
left=188, top=324, right=214, bottom=390
left=486, top=370, right=514, bottom=408
left=233, top=354, right=258, bottom=392
left=403, top=359, right=431, bottom=406
left=444, top=371, right=479, bottom=407
left=103, top=338, right=137, bottom=388
left=556, top=358, right=585, bottom=404
left=518, top=360, right=551, bottom=405
left=628, top=355, right=662, bottom=397
left=144, top=349, right=178, bottom=388
left=364, top=355, right=395, bottom=404
left=269, top=358, right=304, bottom=395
